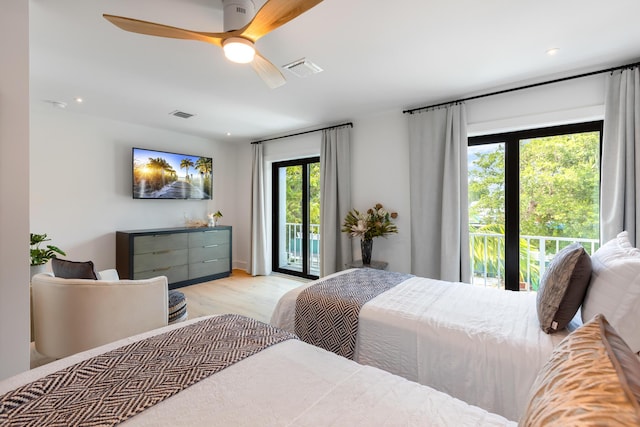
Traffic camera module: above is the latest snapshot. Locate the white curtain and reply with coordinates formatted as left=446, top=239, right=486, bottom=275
left=601, top=66, right=640, bottom=246
left=250, top=142, right=269, bottom=275
left=408, top=103, right=470, bottom=281
left=320, top=126, right=352, bottom=276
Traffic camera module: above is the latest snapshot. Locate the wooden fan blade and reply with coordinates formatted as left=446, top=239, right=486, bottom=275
left=240, top=0, right=324, bottom=42
left=103, top=14, right=225, bottom=47
left=251, top=52, right=286, bottom=89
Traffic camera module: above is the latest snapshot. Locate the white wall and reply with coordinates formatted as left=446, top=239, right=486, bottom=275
left=0, top=0, right=31, bottom=379
left=350, top=112, right=411, bottom=273
left=30, top=108, right=240, bottom=272
left=467, top=73, right=605, bottom=136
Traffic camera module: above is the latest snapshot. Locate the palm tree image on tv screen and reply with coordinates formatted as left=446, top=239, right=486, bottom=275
left=132, top=148, right=212, bottom=199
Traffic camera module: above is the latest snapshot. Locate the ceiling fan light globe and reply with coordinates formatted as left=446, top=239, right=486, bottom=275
left=223, top=38, right=256, bottom=64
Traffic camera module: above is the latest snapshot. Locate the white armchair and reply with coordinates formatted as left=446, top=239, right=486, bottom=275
left=31, top=272, right=168, bottom=359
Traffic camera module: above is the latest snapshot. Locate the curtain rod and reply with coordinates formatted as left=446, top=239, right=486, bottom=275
left=251, top=122, right=353, bottom=144
left=403, top=60, right=640, bottom=115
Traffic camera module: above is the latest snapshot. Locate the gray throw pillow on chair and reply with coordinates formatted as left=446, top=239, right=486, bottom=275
left=51, top=258, right=98, bottom=280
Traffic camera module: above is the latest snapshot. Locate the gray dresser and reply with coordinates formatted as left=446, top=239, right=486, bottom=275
left=116, top=226, right=232, bottom=289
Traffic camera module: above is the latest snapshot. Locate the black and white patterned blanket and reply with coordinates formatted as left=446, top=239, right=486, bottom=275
left=0, top=314, right=296, bottom=427
left=295, top=268, right=412, bottom=359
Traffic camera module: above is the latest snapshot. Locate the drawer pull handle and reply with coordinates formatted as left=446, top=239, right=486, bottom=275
left=204, top=259, right=219, bottom=263
left=204, top=231, right=219, bottom=234
left=205, top=244, right=219, bottom=248
left=153, top=250, right=171, bottom=255
left=153, top=267, right=171, bottom=271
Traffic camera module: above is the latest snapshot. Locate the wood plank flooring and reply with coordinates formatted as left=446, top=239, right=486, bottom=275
left=179, top=269, right=307, bottom=323
left=30, top=270, right=307, bottom=368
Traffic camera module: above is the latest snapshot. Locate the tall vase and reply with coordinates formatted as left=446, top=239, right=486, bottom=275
left=361, top=238, right=373, bottom=265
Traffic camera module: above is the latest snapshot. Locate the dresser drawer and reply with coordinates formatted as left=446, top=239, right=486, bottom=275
left=133, top=264, right=188, bottom=283
left=189, top=258, right=230, bottom=279
left=188, top=229, right=230, bottom=247
left=117, top=226, right=232, bottom=287
left=133, top=233, right=188, bottom=255
left=133, top=248, right=188, bottom=273
left=189, top=244, right=229, bottom=263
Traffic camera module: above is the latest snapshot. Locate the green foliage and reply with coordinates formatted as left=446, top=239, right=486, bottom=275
left=519, top=133, right=599, bottom=239
left=195, top=157, right=212, bottom=196
left=469, top=223, right=540, bottom=289
left=469, top=132, right=599, bottom=239
left=468, top=131, right=600, bottom=289
left=469, top=144, right=505, bottom=226
left=284, top=162, right=320, bottom=225
left=30, top=233, right=66, bottom=266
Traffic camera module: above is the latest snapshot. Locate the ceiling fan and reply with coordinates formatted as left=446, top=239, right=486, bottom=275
left=103, top=0, right=323, bottom=89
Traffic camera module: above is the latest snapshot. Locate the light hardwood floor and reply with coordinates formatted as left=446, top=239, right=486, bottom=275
left=31, top=270, right=307, bottom=368
left=179, top=269, right=307, bottom=323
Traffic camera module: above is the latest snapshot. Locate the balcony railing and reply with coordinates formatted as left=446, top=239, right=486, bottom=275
left=283, top=222, right=321, bottom=275
left=282, top=225, right=599, bottom=290
left=469, top=232, right=600, bottom=290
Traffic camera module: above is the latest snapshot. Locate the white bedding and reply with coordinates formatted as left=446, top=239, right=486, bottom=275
left=270, top=270, right=571, bottom=421
left=1, top=316, right=516, bottom=426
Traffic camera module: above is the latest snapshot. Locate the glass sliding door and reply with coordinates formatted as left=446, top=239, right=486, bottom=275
left=272, top=157, right=320, bottom=279
left=517, top=129, right=601, bottom=291
left=468, top=142, right=506, bottom=288
left=468, top=121, right=602, bottom=291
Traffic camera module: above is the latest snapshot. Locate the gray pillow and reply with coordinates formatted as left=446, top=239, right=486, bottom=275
left=537, top=242, right=592, bottom=333
left=51, top=258, right=98, bottom=280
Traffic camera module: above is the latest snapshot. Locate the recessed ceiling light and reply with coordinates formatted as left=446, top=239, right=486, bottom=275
left=75, top=97, right=83, bottom=103
left=226, top=132, right=231, bottom=136
left=546, top=48, right=560, bottom=56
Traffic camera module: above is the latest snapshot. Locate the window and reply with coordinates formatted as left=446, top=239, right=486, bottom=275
left=272, top=157, right=320, bottom=279
left=468, top=121, right=602, bottom=291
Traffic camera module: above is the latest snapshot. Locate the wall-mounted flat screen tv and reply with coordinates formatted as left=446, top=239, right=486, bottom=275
left=132, top=147, right=212, bottom=200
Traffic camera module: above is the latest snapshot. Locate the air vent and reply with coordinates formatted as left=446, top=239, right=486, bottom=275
left=282, top=58, right=323, bottom=78
left=170, top=110, right=195, bottom=119
left=43, top=100, right=67, bottom=109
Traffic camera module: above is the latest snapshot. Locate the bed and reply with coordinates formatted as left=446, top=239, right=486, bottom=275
left=0, top=314, right=515, bottom=426
left=271, top=269, right=567, bottom=421
left=3, top=313, right=639, bottom=426
left=271, top=232, right=640, bottom=422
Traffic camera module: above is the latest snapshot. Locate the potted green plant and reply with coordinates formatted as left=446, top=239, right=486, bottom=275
left=30, top=233, right=66, bottom=277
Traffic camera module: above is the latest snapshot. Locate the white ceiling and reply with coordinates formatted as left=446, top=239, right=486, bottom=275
left=29, top=0, right=640, bottom=143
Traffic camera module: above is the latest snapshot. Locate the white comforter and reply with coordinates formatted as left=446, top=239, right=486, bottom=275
left=270, top=271, right=571, bottom=421
left=1, top=316, right=515, bottom=426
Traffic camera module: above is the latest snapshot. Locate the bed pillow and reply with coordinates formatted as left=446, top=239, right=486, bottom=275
left=51, top=258, right=98, bottom=280
left=581, top=231, right=640, bottom=354
left=536, top=242, right=592, bottom=333
left=519, top=314, right=640, bottom=426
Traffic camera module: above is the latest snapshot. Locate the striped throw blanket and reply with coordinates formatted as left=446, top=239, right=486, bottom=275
left=0, top=314, right=295, bottom=426
left=295, top=268, right=412, bottom=359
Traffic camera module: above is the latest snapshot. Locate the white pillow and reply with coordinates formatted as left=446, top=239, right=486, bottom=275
left=582, top=231, right=640, bottom=354
left=96, top=269, right=120, bottom=281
